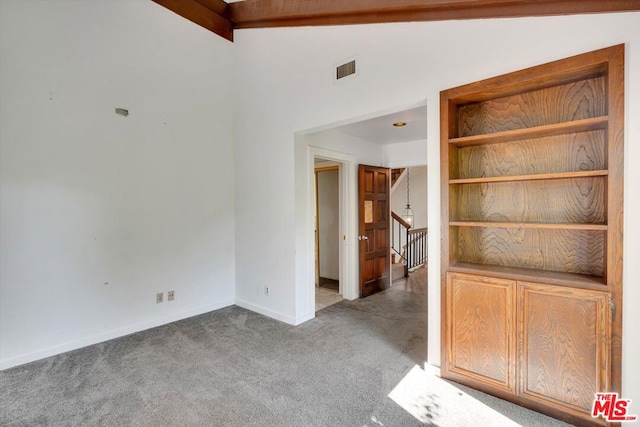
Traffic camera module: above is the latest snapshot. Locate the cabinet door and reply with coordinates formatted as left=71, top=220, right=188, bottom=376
left=518, top=282, right=611, bottom=422
left=446, top=273, right=516, bottom=393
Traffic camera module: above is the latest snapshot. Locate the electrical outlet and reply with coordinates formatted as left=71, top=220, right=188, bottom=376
left=156, top=292, right=163, bottom=304
left=168, top=290, right=175, bottom=301
left=264, top=286, right=269, bottom=296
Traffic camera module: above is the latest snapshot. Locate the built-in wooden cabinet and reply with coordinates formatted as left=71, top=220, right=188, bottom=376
left=446, top=273, right=516, bottom=393
left=518, top=282, right=611, bottom=421
left=441, top=45, right=624, bottom=426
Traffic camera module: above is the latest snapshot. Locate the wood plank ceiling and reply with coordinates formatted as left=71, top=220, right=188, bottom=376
left=152, top=0, right=640, bottom=42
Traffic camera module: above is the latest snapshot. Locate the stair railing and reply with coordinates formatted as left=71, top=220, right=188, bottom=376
left=406, top=227, right=428, bottom=273
left=391, top=211, right=410, bottom=274
left=391, top=211, right=427, bottom=277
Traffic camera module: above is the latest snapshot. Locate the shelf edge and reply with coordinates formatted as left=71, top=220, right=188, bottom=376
left=448, top=221, right=608, bottom=231
left=449, top=170, right=608, bottom=184
left=449, top=116, right=608, bottom=147
left=448, top=262, right=607, bottom=290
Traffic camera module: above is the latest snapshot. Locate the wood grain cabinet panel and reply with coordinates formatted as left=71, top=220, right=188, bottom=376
left=452, top=227, right=606, bottom=277
left=447, top=273, right=516, bottom=392
left=518, top=282, right=610, bottom=423
left=454, top=131, right=606, bottom=180
left=456, top=76, right=606, bottom=137
left=451, top=177, right=606, bottom=224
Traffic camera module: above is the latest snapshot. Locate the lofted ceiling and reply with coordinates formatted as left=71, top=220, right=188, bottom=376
left=151, top=0, right=640, bottom=42
left=150, top=0, right=639, bottom=146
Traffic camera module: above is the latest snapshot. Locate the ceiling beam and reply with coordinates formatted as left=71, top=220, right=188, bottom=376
left=228, top=0, right=640, bottom=29
left=152, top=0, right=233, bottom=41
left=194, top=0, right=229, bottom=16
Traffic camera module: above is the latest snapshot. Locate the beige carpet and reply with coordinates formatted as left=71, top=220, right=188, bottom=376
left=1, top=276, right=569, bottom=426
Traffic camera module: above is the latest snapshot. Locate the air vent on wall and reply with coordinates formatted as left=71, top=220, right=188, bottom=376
left=336, top=60, right=356, bottom=80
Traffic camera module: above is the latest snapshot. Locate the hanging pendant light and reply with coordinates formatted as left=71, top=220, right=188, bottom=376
left=402, top=168, right=414, bottom=226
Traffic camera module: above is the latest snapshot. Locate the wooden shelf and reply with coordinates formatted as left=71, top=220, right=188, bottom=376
left=449, top=116, right=608, bottom=147
left=449, top=221, right=607, bottom=231
left=449, top=170, right=607, bottom=184
left=449, top=262, right=607, bottom=289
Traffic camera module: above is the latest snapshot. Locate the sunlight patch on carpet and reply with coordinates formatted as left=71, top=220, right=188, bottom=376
left=388, top=365, right=521, bottom=426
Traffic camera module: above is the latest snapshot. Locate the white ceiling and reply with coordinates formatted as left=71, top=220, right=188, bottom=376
left=333, top=105, right=428, bottom=145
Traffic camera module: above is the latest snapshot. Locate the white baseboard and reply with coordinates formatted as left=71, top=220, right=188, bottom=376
left=234, top=298, right=297, bottom=325
left=0, top=298, right=234, bottom=371
left=294, top=311, right=315, bottom=325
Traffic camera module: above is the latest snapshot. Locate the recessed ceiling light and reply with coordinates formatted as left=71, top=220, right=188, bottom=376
left=393, top=121, right=407, bottom=127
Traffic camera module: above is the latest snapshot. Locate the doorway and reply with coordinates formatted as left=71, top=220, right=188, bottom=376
left=314, top=159, right=344, bottom=311
left=389, top=165, right=428, bottom=291
left=294, top=101, right=428, bottom=325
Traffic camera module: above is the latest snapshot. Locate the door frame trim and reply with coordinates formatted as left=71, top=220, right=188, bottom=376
left=309, top=147, right=359, bottom=304
left=315, top=165, right=340, bottom=288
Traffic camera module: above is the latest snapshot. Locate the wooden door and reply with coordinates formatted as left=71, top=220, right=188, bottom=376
left=518, top=282, right=611, bottom=424
left=446, top=273, right=517, bottom=393
left=358, top=165, right=390, bottom=297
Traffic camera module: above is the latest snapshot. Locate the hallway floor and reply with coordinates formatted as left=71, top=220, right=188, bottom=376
left=315, top=286, right=343, bottom=312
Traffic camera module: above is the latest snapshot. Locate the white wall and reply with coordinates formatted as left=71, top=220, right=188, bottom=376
left=391, top=166, right=428, bottom=230
left=383, top=139, right=428, bottom=168
left=233, top=13, right=640, bottom=401
left=317, top=169, right=339, bottom=281
left=235, top=123, right=383, bottom=322
left=0, top=0, right=236, bottom=369
left=307, top=129, right=384, bottom=166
